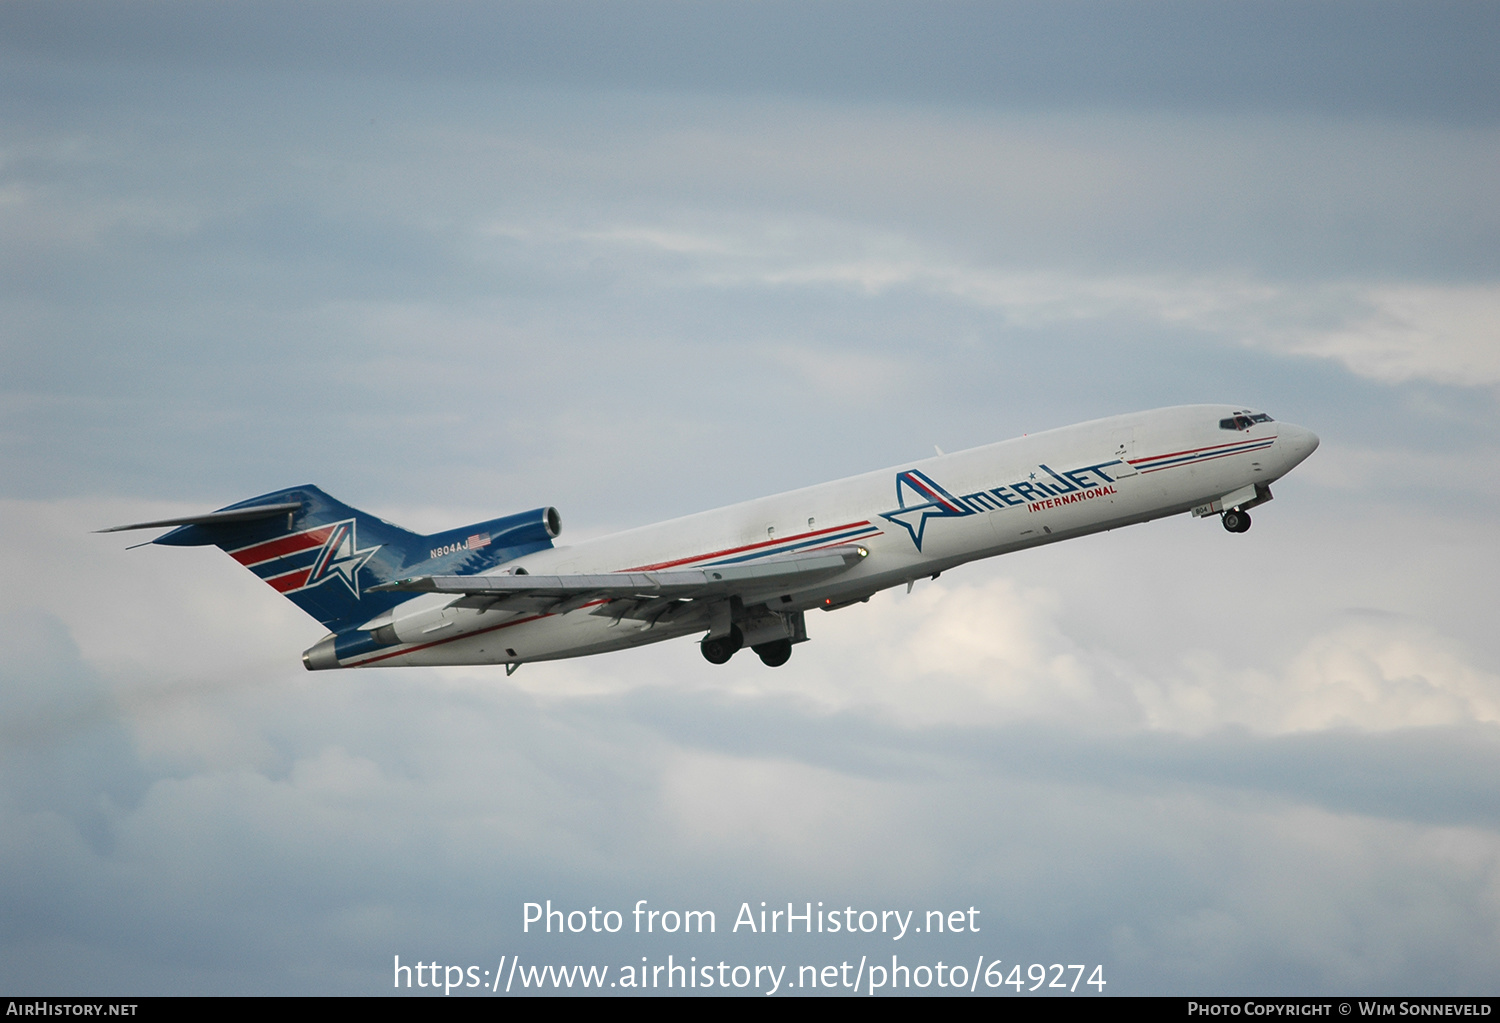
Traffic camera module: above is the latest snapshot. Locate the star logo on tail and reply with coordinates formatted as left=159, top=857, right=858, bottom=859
left=879, top=470, right=974, bottom=551
left=305, top=520, right=381, bottom=597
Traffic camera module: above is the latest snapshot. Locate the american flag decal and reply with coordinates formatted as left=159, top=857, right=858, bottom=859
left=466, top=533, right=491, bottom=550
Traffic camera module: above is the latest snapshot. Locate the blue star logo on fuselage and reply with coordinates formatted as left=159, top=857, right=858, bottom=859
left=879, top=470, right=975, bottom=551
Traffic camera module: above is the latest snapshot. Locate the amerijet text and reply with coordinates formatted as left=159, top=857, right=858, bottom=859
left=522, top=900, right=979, bottom=939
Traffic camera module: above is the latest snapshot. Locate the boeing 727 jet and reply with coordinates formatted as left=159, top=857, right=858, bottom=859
left=101, top=405, right=1317, bottom=671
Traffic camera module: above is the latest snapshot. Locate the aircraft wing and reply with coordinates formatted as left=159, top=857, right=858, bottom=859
left=370, top=544, right=869, bottom=620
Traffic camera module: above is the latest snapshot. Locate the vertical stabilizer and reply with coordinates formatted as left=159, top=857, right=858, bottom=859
left=141, top=486, right=558, bottom=632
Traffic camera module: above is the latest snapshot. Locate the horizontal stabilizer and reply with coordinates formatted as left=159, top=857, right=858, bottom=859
left=96, top=502, right=304, bottom=533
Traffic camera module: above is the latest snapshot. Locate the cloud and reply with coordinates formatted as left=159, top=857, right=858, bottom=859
left=4, top=1, right=1496, bottom=122
left=3, top=545, right=1499, bottom=992
left=504, top=219, right=1500, bottom=393
left=0, top=609, right=147, bottom=852
left=1134, top=616, right=1500, bottom=736
left=545, top=568, right=1497, bottom=741
left=4, top=83, right=1497, bottom=522
left=1259, top=284, right=1500, bottom=389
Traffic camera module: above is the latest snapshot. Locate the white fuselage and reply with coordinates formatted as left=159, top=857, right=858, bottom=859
left=343, top=404, right=1318, bottom=668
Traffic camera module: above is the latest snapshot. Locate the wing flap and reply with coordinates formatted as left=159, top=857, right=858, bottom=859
left=371, top=544, right=868, bottom=610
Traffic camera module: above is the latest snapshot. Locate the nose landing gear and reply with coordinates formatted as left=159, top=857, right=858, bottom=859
left=1222, top=509, right=1252, bottom=533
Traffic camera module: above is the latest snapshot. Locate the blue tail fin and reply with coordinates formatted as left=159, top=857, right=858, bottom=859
left=151, top=485, right=559, bottom=632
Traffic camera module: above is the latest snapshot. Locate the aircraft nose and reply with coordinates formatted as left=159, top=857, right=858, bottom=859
left=1277, top=422, right=1320, bottom=467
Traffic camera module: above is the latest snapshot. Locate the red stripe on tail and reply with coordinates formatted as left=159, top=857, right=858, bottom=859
left=229, top=526, right=335, bottom=567
left=267, top=568, right=313, bottom=593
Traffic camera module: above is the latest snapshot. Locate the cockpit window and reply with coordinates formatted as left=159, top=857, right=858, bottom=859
left=1220, top=411, right=1274, bottom=430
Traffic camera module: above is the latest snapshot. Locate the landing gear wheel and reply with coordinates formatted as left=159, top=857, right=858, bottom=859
left=753, top=639, right=793, bottom=668
left=1222, top=509, right=1251, bottom=533
left=700, top=625, right=744, bottom=665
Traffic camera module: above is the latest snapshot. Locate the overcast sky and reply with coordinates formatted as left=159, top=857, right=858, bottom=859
left=2, top=0, right=1497, bottom=996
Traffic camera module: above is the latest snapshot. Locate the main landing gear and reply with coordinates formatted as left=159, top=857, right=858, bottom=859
left=700, top=625, right=743, bottom=665
left=753, top=639, right=792, bottom=667
left=1221, top=509, right=1252, bottom=533
left=699, top=627, right=795, bottom=667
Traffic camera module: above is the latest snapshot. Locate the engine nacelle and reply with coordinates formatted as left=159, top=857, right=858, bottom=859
left=301, top=505, right=561, bottom=670
left=302, top=594, right=483, bottom=669
left=416, top=506, right=561, bottom=566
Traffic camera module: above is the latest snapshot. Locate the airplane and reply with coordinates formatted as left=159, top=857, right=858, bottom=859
left=100, top=404, right=1318, bottom=673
